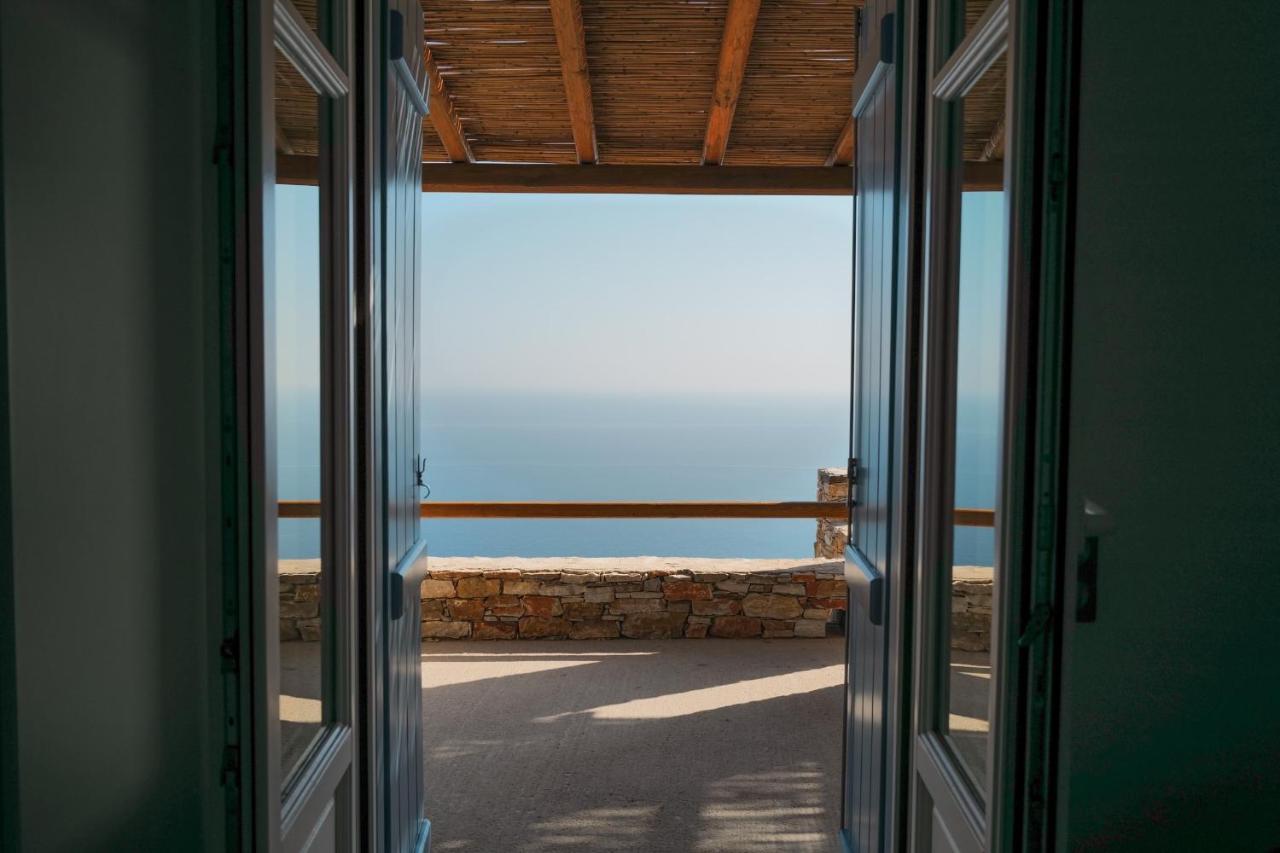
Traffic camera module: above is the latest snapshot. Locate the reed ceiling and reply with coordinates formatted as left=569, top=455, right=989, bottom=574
left=420, top=0, right=862, bottom=167
left=275, top=0, right=1010, bottom=187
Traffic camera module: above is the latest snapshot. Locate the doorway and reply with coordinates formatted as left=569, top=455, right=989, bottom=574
left=222, top=0, right=1069, bottom=850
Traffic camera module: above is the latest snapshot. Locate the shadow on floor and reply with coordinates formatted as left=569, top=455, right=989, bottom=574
left=421, top=639, right=845, bottom=853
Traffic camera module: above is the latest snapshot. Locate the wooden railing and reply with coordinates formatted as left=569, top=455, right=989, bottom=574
left=277, top=500, right=996, bottom=527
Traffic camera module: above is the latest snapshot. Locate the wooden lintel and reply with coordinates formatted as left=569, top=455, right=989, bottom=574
left=424, top=47, right=473, bottom=162
left=826, top=115, right=854, bottom=167
left=420, top=501, right=846, bottom=519
left=419, top=163, right=852, bottom=195
left=702, top=0, right=763, bottom=165
left=963, top=159, right=1004, bottom=190
left=277, top=157, right=1004, bottom=195
left=549, top=0, right=598, bottom=164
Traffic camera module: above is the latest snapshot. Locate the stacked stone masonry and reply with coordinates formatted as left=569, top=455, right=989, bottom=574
left=815, top=467, right=850, bottom=560
left=279, top=556, right=991, bottom=649
left=279, top=560, right=322, bottom=642
left=951, top=567, right=994, bottom=651
left=417, top=557, right=845, bottom=641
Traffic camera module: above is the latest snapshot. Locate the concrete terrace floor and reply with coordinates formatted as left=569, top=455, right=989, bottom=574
left=421, top=638, right=846, bottom=853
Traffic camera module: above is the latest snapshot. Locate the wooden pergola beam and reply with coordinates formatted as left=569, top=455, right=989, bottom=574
left=418, top=163, right=852, bottom=195
left=826, top=115, right=854, bottom=167
left=963, top=160, right=1003, bottom=190
left=277, top=157, right=1004, bottom=195
left=702, top=0, right=762, bottom=165
left=424, top=46, right=473, bottom=163
left=548, top=0, right=598, bottom=164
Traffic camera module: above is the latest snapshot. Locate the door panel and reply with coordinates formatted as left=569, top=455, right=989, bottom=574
left=302, top=802, right=338, bottom=853
left=381, top=2, right=430, bottom=850
left=908, top=1, right=1009, bottom=851
left=929, top=810, right=960, bottom=853
left=843, top=2, right=900, bottom=851
left=243, top=0, right=358, bottom=848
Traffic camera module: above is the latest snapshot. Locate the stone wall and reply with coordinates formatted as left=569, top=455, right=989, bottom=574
left=276, top=467, right=994, bottom=649
left=417, top=557, right=845, bottom=641
left=951, top=567, right=994, bottom=651
left=815, top=467, right=849, bottom=559
left=279, top=560, right=321, bottom=641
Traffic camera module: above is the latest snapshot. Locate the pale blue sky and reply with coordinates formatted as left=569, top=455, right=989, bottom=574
left=418, top=193, right=853, bottom=396
left=275, top=189, right=1002, bottom=399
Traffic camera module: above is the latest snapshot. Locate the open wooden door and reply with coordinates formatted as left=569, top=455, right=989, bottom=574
left=841, top=2, right=907, bottom=851
left=375, top=2, right=431, bottom=851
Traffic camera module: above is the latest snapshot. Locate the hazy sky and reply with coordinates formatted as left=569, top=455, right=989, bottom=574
left=277, top=188, right=1001, bottom=399
left=418, top=193, right=853, bottom=396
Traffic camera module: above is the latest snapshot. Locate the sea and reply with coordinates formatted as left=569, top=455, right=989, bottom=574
left=277, top=390, right=998, bottom=565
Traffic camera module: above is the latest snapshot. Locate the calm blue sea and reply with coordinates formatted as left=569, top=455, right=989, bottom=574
left=277, top=390, right=997, bottom=564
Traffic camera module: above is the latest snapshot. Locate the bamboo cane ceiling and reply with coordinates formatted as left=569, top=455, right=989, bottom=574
left=278, top=0, right=1009, bottom=172
left=421, top=0, right=863, bottom=166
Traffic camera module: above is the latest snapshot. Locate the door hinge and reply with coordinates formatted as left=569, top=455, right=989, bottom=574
left=846, top=457, right=858, bottom=510
left=219, top=636, right=239, bottom=672
left=1018, top=604, right=1053, bottom=648
left=221, top=745, right=240, bottom=788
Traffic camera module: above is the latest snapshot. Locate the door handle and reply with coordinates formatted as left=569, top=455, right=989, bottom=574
left=1075, top=499, right=1114, bottom=623
left=389, top=10, right=431, bottom=116
left=845, top=544, right=884, bottom=626
left=390, top=539, right=429, bottom=620
left=852, top=13, right=895, bottom=118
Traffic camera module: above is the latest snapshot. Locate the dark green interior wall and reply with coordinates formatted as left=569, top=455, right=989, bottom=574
left=0, top=2, right=221, bottom=850
left=1060, top=2, right=1280, bottom=848
left=0, top=13, right=19, bottom=848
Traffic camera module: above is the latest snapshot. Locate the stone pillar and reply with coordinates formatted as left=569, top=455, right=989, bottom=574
left=815, top=467, right=849, bottom=559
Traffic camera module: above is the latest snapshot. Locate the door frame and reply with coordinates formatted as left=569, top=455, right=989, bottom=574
left=354, top=0, right=385, bottom=848
left=893, top=0, right=1078, bottom=850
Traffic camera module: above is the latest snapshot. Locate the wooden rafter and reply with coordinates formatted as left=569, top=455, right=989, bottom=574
left=701, top=0, right=762, bottom=165
left=424, top=47, right=472, bottom=163
left=826, top=116, right=854, bottom=167
left=548, top=0, right=597, bottom=164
